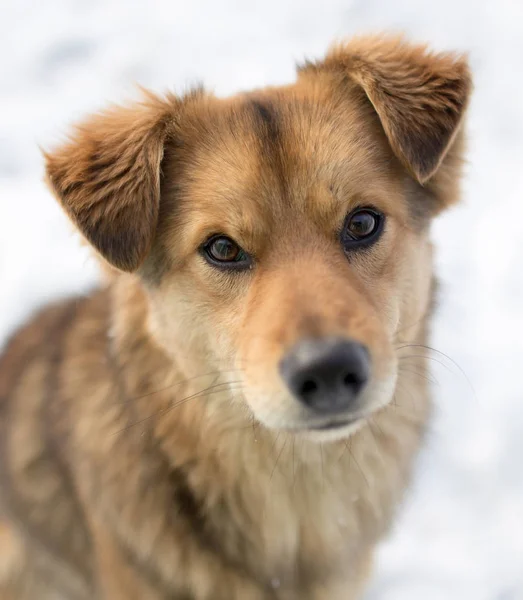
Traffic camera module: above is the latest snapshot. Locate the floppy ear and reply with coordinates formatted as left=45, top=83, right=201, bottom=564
left=44, top=93, right=177, bottom=272
left=301, top=35, right=472, bottom=183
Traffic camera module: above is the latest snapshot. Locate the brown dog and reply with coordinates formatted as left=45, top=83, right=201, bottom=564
left=0, top=35, right=471, bottom=599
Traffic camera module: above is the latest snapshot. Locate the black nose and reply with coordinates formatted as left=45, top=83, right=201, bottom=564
left=279, top=338, right=370, bottom=414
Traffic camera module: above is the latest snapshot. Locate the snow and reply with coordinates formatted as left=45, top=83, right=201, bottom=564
left=1, top=0, right=522, bottom=597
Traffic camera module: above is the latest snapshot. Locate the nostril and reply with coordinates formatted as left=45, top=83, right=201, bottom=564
left=343, top=371, right=360, bottom=388
left=298, top=378, right=319, bottom=399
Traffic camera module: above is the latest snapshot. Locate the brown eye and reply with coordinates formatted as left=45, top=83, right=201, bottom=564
left=341, top=208, right=384, bottom=249
left=202, top=235, right=252, bottom=270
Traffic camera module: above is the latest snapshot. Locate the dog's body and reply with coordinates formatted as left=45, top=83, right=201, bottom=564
left=0, top=36, right=470, bottom=599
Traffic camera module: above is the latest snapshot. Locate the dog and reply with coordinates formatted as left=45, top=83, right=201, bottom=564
left=0, top=35, right=471, bottom=599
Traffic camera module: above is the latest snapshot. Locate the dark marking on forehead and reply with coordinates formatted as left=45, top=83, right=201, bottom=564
left=250, top=99, right=281, bottom=149
left=248, top=98, right=289, bottom=203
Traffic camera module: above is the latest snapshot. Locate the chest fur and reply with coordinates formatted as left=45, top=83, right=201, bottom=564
left=159, top=403, right=427, bottom=591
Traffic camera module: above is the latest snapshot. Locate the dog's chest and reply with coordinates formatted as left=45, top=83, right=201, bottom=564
left=200, top=434, right=389, bottom=589
left=155, top=392, right=426, bottom=594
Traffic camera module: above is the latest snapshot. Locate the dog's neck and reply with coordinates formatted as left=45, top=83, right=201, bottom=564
left=109, top=276, right=431, bottom=590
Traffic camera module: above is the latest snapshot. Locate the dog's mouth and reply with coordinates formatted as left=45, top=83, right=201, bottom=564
left=281, top=414, right=367, bottom=441
left=309, top=417, right=361, bottom=431
left=275, top=414, right=365, bottom=435
left=308, top=416, right=362, bottom=431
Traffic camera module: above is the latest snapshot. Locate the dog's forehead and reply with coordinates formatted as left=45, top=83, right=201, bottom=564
left=170, top=83, right=400, bottom=242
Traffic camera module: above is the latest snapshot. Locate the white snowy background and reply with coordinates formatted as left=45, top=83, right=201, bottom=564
left=1, top=1, right=522, bottom=598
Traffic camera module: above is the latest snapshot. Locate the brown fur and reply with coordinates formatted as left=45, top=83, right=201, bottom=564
left=0, top=35, right=471, bottom=599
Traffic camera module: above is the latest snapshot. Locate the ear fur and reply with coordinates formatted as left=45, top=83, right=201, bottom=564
left=301, top=35, right=472, bottom=183
left=44, top=92, right=178, bottom=272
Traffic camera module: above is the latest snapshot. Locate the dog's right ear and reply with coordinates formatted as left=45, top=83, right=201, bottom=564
left=44, top=93, right=178, bottom=272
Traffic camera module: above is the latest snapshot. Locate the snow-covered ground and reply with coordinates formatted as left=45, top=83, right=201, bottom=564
left=1, top=1, right=522, bottom=597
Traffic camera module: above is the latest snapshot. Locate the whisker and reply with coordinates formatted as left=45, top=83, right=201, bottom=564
left=396, top=343, right=476, bottom=400
left=113, top=381, right=244, bottom=435
left=292, top=436, right=296, bottom=489
left=369, top=417, right=385, bottom=439
left=338, top=439, right=350, bottom=462
left=320, top=442, right=324, bottom=491
left=391, top=382, right=420, bottom=415
left=365, top=423, right=386, bottom=466
left=270, top=432, right=281, bottom=456
left=345, top=440, right=369, bottom=488
left=167, top=383, right=245, bottom=414
left=398, top=353, right=453, bottom=374
left=270, top=437, right=288, bottom=481
left=399, top=366, right=440, bottom=387
left=116, top=368, right=246, bottom=405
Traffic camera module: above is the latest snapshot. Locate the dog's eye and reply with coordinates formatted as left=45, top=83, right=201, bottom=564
left=341, top=208, right=384, bottom=249
left=202, top=235, right=252, bottom=270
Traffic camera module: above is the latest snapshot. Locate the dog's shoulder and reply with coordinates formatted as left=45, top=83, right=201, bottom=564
left=0, top=289, right=110, bottom=402
left=0, top=289, right=113, bottom=593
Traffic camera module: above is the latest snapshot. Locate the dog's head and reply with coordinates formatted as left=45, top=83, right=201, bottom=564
left=45, top=36, right=471, bottom=440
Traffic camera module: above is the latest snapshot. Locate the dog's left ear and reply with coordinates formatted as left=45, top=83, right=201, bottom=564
left=44, top=93, right=177, bottom=272
left=300, top=35, right=472, bottom=183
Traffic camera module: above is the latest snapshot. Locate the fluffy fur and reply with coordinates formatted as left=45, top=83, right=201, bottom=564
left=0, top=35, right=471, bottom=599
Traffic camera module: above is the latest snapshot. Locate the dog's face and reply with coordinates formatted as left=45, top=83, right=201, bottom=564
left=45, top=36, right=470, bottom=440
